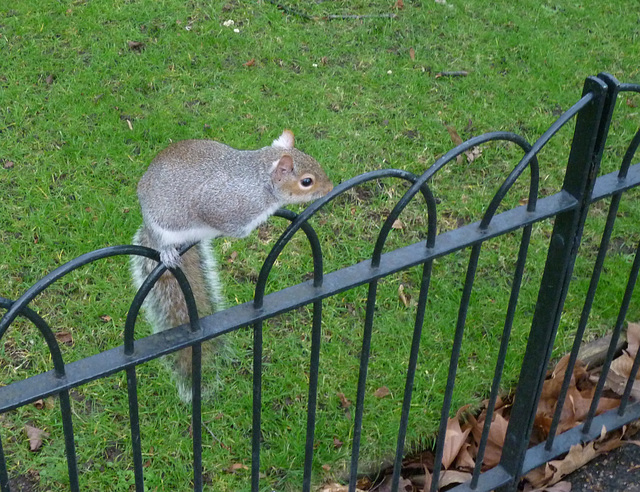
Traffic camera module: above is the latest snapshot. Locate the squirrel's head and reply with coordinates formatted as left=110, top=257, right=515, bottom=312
left=270, top=130, right=333, bottom=204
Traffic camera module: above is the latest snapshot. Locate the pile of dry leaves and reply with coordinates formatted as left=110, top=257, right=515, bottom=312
left=322, top=322, right=640, bottom=492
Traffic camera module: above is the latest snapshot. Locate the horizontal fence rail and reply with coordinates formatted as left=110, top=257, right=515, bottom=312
left=1, top=73, right=639, bottom=492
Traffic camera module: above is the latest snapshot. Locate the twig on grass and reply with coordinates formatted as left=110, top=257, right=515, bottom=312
left=435, top=70, right=469, bottom=78
left=266, top=0, right=313, bottom=20
left=203, top=422, right=230, bottom=450
left=324, top=14, right=398, bottom=20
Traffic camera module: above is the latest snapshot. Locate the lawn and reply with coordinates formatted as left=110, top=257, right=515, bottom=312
left=1, top=0, right=639, bottom=490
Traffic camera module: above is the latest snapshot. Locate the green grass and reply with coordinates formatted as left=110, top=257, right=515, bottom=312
left=1, top=0, right=639, bottom=490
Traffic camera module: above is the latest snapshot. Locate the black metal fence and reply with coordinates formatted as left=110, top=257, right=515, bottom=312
left=1, top=72, right=639, bottom=492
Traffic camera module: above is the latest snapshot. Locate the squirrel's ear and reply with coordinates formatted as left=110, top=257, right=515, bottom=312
left=272, top=129, right=295, bottom=149
left=272, top=154, right=294, bottom=182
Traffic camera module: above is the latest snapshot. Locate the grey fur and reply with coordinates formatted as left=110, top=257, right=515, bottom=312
left=137, top=140, right=331, bottom=237
left=130, top=226, right=227, bottom=403
left=130, top=226, right=224, bottom=333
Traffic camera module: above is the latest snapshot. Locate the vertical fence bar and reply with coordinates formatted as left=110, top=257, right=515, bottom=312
left=302, top=300, right=323, bottom=492
left=619, top=246, right=640, bottom=414
left=390, top=260, right=433, bottom=492
left=471, top=225, right=532, bottom=488
left=192, top=342, right=203, bottom=491
left=251, top=321, right=263, bottom=492
left=127, top=367, right=145, bottom=492
left=545, top=192, right=622, bottom=449
left=543, top=71, right=624, bottom=450
left=430, top=243, right=482, bottom=492
left=584, top=240, right=640, bottom=429
left=59, top=389, right=80, bottom=492
left=0, top=433, right=8, bottom=492
left=498, top=76, right=609, bottom=490
left=348, top=279, right=378, bottom=492
left=122, top=248, right=160, bottom=465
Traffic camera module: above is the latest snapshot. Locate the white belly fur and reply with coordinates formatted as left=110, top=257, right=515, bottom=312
left=151, top=202, right=281, bottom=246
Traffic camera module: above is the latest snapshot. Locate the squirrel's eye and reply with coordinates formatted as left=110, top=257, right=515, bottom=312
left=301, top=177, right=314, bottom=187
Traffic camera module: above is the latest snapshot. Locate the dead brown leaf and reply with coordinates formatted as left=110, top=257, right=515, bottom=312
left=373, top=386, right=391, bottom=398
left=471, top=412, right=508, bottom=468
left=442, top=418, right=471, bottom=469
left=398, top=284, right=410, bottom=307
left=566, top=387, right=590, bottom=423
left=536, top=391, right=557, bottom=422
left=446, top=125, right=463, bottom=146
left=594, top=430, right=625, bottom=454
left=226, top=462, right=248, bottom=473
left=546, top=482, right=572, bottom=492
left=338, top=392, right=351, bottom=409
left=528, top=429, right=620, bottom=490
left=318, top=483, right=366, bottom=492
left=55, top=331, right=74, bottom=345
left=536, top=354, right=620, bottom=437
left=243, top=58, right=256, bottom=67
left=532, top=413, right=554, bottom=442
left=464, top=146, right=482, bottom=163
left=394, top=0, right=404, bottom=9
left=524, top=480, right=572, bottom=492
left=127, top=40, right=146, bottom=52
left=453, top=442, right=475, bottom=471
left=524, top=463, right=555, bottom=489
left=551, top=354, right=571, bottom=381
left=545, top=441, right=598, bottom=485
left=25, top=425, right=49, bottom=452
left=3, top=160, right=14, bottom=169
left=392, top=219, right=404, bottom=229
left=409, top=47, right=415, bottom=60
left=591, top=393, right=621, bottom=417
left=376, top=474, right=412, bottom=492
left=539, top=356, right=588, bottom=415
left=485, top=412, right=508, bottom=467
left=439, top=470, right=472, bottom=488
left=626, top=321, right=640, bottom=357
left=599, top=370, right=640, bottom=399
left=445, top=126, right=465, bottom=164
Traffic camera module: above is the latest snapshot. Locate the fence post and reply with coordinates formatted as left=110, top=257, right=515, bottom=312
left=497, top=75, right=612, bottom=490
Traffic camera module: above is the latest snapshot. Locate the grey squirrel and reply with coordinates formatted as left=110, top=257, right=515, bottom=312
left=130, top=130, right=333, bottom=401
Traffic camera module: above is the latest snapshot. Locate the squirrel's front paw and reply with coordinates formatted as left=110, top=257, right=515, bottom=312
left=160, top=248, right=182, bottom=269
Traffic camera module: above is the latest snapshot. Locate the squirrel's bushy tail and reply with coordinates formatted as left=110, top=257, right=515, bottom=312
left=130, top=225, right=226, bottom=402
